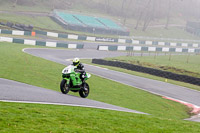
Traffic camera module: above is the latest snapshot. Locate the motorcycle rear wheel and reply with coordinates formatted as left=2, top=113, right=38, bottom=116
left=60, top=79, right=70, bottom=94
left=79, top=83, right=89, bottom=98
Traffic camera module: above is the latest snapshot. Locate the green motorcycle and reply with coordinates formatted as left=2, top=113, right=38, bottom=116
left=60, top=65, right=91, bottom=98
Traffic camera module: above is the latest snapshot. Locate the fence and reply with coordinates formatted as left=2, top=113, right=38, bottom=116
left=1, top=28, right=200, bottom=49
left=0, top=36, right=84, bottom=49
left=97, top=45, right=200, bottom=54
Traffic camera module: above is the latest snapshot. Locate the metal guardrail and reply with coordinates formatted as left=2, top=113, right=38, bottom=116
left=97, top=45, right=200, bottom=53
left=0, top=36, right=84, bottom=49
left=1, top=28, right=200, bottom=48
left=120, top=36, right=200, bottom=43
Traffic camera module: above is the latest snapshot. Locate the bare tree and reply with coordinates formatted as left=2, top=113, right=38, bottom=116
left=13, top=0, right=18, bottom=7
left=142, top=14, right=151, bottom=31
left=142, top=0, right=156, bottom=31
left=104, top=0, right=111, bottom=14
left=145, top=0, right=159, bottom=31
left=135, top=0, right=152, bottom=30
left=121, top=0, right=126, bottom=16
left=122, top=0, right=133, bottom=25
left=165, top=0, right=171, bottom=29
left=51, top=0, right=55, bottom=10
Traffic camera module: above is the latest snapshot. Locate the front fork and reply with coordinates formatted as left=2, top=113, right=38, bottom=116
left=64, top=78, right=70, bottom=86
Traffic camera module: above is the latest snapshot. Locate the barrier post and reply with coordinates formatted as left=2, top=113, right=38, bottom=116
left=154, top=52, right=157, bottom=59
left=31, top=31, right=36, bottom=36
left=169, top=53, right=172, bottom=61
left=126, top=50, right=129, bottom=56
left=131, top=51, right=134, bottom=56
left=186, top=54, right=190, bottom=63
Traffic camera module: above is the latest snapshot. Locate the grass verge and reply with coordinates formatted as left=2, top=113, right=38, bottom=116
left=0, top=14, right=65, bottom=32
left=130, top=27, right=200, bottom=40
left=0, top=102, right=200, bottom=132
left=107, top=54, right=200, bottom=78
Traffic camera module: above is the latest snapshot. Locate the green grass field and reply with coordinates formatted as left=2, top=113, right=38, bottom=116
left=1, top=102, right=200, bottom=133
left=0, top=14, right=66, bottom=32
left=0, top=42, right=200, bottom=132
left=130, top=27, right=200, bottom=40
left=0, top=0, right=51, bottom=12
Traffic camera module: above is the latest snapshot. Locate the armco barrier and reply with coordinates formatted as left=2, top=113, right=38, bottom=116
left=1, top=28, right=200, bottom=48
left=0, top=29, right=32, bottom=36
left=92, top=59, right=200, bottom=86
left=0, top=36, right=84, bottom=49
left=33, top=31, right=200, bottom=48
left=97, top=45, right=200, bottom=53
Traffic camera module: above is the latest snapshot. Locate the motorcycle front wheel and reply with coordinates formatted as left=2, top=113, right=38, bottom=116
left=79, top=83, right=90, bottom=98
left=60, top=79, right=70, bottom=94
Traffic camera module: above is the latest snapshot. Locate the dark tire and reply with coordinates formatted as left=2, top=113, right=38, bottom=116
left=79, top=83, right=89, bottom=98
left=60, top=79, right=70, bottom=94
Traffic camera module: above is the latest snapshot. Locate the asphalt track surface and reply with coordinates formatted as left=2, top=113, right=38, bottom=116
left=0, top=78, right=146, bottom=114
left=24, top=48, right=200, bottom=107
left=0, top=48, right=147, bottom=114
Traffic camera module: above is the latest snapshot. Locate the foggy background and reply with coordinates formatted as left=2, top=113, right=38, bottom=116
left=1, top=0, right=200, bottom=39
left=4, top=0, right=200, bottom=28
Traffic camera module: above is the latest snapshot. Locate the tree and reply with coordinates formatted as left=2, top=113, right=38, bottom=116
left=135, top=0, right=152, bottom=30
left=121, top=0, right=126, bottom=16
left=104, top=0, right=111, bottom=14
left=122, top=0, right=133, bottom=25
left=165, top=0, right=171, bottom=29
left=13, top=0, right=18, bottom=7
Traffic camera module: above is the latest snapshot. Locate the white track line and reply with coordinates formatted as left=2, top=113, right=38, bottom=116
left=0, top=100, right=148, bottom=114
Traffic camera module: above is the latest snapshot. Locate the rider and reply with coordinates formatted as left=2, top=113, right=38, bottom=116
left=72, top=58, right=86, bottom=83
